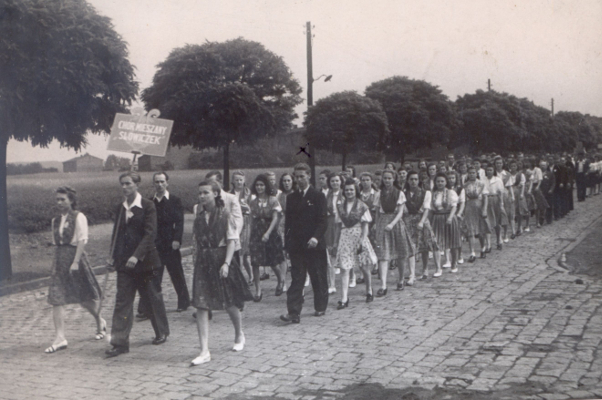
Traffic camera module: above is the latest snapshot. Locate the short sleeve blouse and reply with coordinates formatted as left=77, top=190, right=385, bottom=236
left=378, top=191, right=406, bottom=213
left=54, top=212, right=88, bottom=245
left=336, top=201, right=372, bottom=224
left=432, top=189, right=458, bottom=211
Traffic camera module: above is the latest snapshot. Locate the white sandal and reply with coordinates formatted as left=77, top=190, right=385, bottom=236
left=191, top=352, right=211, bottom=366
left=45, top=340, right=68, bottom=354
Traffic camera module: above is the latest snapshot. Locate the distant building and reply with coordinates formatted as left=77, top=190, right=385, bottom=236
left=138, top=145, right=203, bottom=171
left=63, top=153, right=104, bottom=173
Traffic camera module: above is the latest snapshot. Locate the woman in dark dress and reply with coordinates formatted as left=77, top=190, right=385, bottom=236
left=191, top=180, right=253, bottom=366
left=248, top=174, right=285, bottom=300
left=46, top=187, right=104, bottom=353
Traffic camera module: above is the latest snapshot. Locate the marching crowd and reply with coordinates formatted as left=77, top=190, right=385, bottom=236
left=43, top=151, right=601, bottom=366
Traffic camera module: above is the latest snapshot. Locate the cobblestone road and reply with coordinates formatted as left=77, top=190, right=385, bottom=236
left=2, top=197, right=602, bottom=400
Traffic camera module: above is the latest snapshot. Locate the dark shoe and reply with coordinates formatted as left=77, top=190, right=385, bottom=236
left=136, top=313, right=149, bottom=321
left=396, top=282, right=404, bottom=291
left=480, top=252, right=486, bottom=259
left=356, top=278, right=365, bottom=284
left=497, top=244, right=503, bottom=250
left=516, top=231, right=522, bottom=237
left=376, top=288, right=388, bottom=297
left=280, top=314, right=300, bottom=324
left=253, top=292, right=263, bottom=303
left=336, top=300, right=349, bottom=310
left=152, top=335, right=168, bottom=345
left=260, top=273, right=270, bottom=281
left=468, top=255, right=476, bottom=263
left=366, top=293, right=374, bottom=303
left=275, top=285, right=283, bottom=297
left=485, top=247, right=492, bottom=254
left=371, top=268, right=378, bottom=275
left=421, top=274, right=428, bottom=280
left=105, top=346, right=129, bottom=358
left=510, top=234, right=516, bottom=240
left=314, top=311, right=326, bottom=317
left=389, top=264, right=396, bottom=271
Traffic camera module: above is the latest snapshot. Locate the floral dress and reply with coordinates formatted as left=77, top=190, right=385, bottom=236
left=192, top=206, right=253, bottom=310
left=249, top=196, right=285, bottom=267
left=48, top=210, right=101, bottom=306
left=335, top=199, right=377, bottom=270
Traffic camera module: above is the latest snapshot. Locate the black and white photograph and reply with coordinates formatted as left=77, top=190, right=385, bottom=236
left=1, top=0, right=602, bottom=399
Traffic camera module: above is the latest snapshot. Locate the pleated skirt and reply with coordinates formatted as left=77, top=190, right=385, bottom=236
left=501, top=191, right=514, bottom=226
left=431, top=212, right=462, bottom=250
left=374, top=213, right=416, bottom=261
left=464, top=198, right=491, bottom=236
left=487, top=195, right=506, bottom=228
left=403, top=213, right=439, bottom=253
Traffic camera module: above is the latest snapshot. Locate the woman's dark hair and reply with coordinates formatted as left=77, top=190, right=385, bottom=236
left=198, top=180, right=225, bottom=208
left=346, top=165, right=356, bottom=177
left=119, top=171, right=141, bottom=184
left=327, top=172, right=344, bottom=190
left=380, top=170, right=397, bottom=190
left=279, top=172, right=296, bottom=193
left=427, top=163, right=438, bottom=177
left=523, top=160, right=532, bottom=169
left=384, top=162, right=396, bottom=171
left=56, top=186, right=77, bottom=209
left=251, top=174, right=277, bottom=196
left=446, top=170, right=460, bottom=189
left=485, top=164, right=497, bottom=176
left=342, top=178, right=361, bottom=198
left=433, top=172, right=448, bottom=189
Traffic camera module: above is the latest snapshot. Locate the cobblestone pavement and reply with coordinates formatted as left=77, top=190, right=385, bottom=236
left=2, top=197, right=602, bottom=400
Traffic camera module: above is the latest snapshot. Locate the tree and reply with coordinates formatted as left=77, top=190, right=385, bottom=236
left=104, top=154, right=131, bottom=171
left=141, top=38, right=302, bottom=189
left=365, top=76, right=456, bottom=162
left=0, top=0, right=138, bottom=280
left=304, top=91, right=389, bottom=170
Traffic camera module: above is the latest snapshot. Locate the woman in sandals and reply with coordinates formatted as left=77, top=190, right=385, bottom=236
left=46, top=186, right=105, bottom=353
left=403, top=171, right=441, bottom=281
left=430, top=173, right=462, bottom=274
left=335, top=178, right=377, bottom=307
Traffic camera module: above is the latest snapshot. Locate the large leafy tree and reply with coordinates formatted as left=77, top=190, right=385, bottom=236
left=304, top=91, right=389, bottom=169
left=365, top=76, right=456, bottom=162
left=141, top=38, right=303, bottom=188
left=0, top=0, right=138, bottom=280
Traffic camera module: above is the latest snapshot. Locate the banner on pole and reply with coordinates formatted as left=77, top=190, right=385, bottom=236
left=107, top=109, right=173, bottom=157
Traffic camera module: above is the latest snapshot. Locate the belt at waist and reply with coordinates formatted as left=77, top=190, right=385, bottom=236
left=432, top=210, right=450, bottom=215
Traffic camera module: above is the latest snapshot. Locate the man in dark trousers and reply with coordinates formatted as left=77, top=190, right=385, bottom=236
left=280, top=163, right=329, bottom=324
left=106, top=172, right=169, bottom=358
left=575, top=152, right=590, bottom=202
left=539, top=159, right=556, bottom=225
left=551, top=156, right=568, bottom=219
left=565, top=154, right=575, bottom=212
left=137, top=172, right=190, bottom=318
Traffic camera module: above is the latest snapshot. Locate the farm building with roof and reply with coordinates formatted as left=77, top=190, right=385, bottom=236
left=63, top=153, right=104, bottom=173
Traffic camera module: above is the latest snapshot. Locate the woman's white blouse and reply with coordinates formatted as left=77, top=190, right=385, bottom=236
left=336, top=201, right=372, bottom=224
left=432, top=189, right=458, bottom=210
left=54, top=212, right=88, bottom=245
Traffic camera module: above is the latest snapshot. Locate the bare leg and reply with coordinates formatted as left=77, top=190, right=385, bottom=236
left=378, top=260, right=389, bottom=291
left=252, top=265, right=261, bottom=297
left=327, top=250, right=336, bottom=291
left=225, top=306, right=244, bottom=344
left=279, top=260, right=288, bottom=290
left=270, top=264, right=283, bottom=288
left=81, top=299, right=104, bottom=333
left=340, top=269, right=350, bottom=303
left=407, top=256, right=416, bottom=284
left=360, top=265, right=373, bottom=295
left=242, top=254, right=253, bottom=282
left=434, top=249, right=442, bottom=274
left=421, top=252, right=429, bottom=276
left=397, top=258, right=406, bottom=285
left=194, top=308, right=210, bottom=357
left=51, top=306, right=66, bottom=345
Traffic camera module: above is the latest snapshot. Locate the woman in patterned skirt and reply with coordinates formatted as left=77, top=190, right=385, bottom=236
left=485, top=165, right=506, bottom=250
left=276, top=173, right=295, bottom=292
left=335, top=179, right=377, bottom=306
left=445, top=171, right=465, bottom=267
left=509, top=160, right=529, bottom=236
left=374, top=170, right=416, bottom=295
left=359, top=172, right=380, bottom=281
left=248, top=174, right=285, bottom=300
left=431, top=173, right=462, bottom=275
left=403, top=171, right=441, bottom=281
left=231, top=171, right=253, bottom=284
left=463, top=166, right=490, bottom=261
left=45, top=187, right=104, bottom=354
left=191, top=180, right=254, bottom=365
left=325, top=173, right=344, bottom=294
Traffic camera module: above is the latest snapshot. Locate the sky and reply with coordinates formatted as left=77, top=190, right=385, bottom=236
left=7, top=0, right=602, bottom=163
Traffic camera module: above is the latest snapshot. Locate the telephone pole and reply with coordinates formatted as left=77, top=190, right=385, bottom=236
left=487, top=79, right=491, bottom=91
left=306, top=21, right=316, bottom=186
left=551, top=98, right=554, bottom=116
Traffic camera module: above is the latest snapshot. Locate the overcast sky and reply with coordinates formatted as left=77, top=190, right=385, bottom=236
left=8, top=0, right=602, bottom=163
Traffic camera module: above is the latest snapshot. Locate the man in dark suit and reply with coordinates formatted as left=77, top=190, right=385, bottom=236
left=551, top=156, right=568, bottom=219
left=106, top=172, right=170, bottom=358
left=280, top=163, right=328, bottom=324
left=138, top=172, right=190, bottom=317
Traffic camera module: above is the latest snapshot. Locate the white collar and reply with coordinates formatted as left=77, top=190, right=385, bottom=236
left=154, top=190, right=170, bottom=201
left=123, top=192, right=142, bottom=210
left=300, top=186, right=310, bottom=196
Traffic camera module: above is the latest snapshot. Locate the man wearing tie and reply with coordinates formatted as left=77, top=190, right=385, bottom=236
left=106, top=172, right=169, bottom=357
left=280, top=163, right=328, bottom=324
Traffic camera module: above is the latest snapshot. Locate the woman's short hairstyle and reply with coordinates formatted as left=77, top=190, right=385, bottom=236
left=251, top=174, right=277, bottom=196
left=279, top=173, right=295, bottom=193
left=359, top=171, right=373, bottom=181
left=342, top=178, right=361, bottom=198
left=346, top=165, right=356, bottom=177
left=56, top=186, right=77, bottom=209
left=119, top=171, right=141, bottom=184
left=434, top=172, right=449, bottom=186
left=197, top=180, right=225, bottom=208
left=327, top=172, right=344, bottom=190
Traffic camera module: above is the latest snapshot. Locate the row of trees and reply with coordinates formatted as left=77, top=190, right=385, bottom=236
left=1, top=0, right=600, bottom=280
left=306, top=78, right=602, bottom=167
left=6, top=163, right=58, bottom=175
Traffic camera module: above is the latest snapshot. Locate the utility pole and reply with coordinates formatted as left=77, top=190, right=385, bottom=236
left=551, top=98, right=554, bottom=116
left=306, top=21, right=316, bottom=186
left=487, top=79, right=491, bottom=91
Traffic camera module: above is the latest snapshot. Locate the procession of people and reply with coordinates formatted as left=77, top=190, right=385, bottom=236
left=44, top=151, right=602, bottom=365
